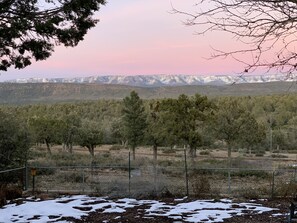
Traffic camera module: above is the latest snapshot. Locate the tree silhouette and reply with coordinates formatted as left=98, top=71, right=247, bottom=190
left=0, top=0, right=105, bottom=72
left=173, top=0, right=297, bottom=76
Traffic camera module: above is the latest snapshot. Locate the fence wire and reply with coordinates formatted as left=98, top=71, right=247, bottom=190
left=3, top=165, right=292, bottom=199
left=2, top=155, right=297, bottom=199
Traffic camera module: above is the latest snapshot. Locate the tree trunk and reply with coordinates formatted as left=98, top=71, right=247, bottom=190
left=153, top=145, right=157, bottom=162
left=189, top=147, right=197, bottom=158
left=153, top=145, right=157, bottom=193
left=227, top=146, right=232, bottom=160
left=66, top=142, right=73, bottom=154
left=132, top=146, right=136, bottom=160
left=227, top=145, right=232, bottom=194
left=88, top=146, right=94, bottom=157
left=68, top=133, right=73, bottom=153
left=45, top=140, right=51, bottom=155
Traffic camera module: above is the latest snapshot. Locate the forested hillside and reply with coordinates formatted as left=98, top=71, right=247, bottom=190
left=0, top=81, right=296, bottom=104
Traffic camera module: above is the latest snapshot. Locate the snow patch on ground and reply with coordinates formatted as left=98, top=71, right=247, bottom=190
left=0, top=195, right=278, bottom=223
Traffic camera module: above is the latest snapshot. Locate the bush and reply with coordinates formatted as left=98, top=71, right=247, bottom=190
left=199, top=150, right=210, bottom=156
left=191, top=175, right=211, bottom=198
left=62, top=172, right=84, bottom=183
left=109, top=145, right=124, bottom=151
left=0, top=184, right=23, bottom=207
left=162, top=148, right=176, bottom=154
left=233, top=170, right=270, bottom=179
left=255, top=150, right=265, bottom=157
left=275, top=181, right=297, bottom=198
left=271, top=154, right=288, bottom=158
left=236, top=187, right=260, bottom=199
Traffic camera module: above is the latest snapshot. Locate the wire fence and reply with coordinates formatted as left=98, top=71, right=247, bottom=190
left=2, top=163, right=297, bottom=199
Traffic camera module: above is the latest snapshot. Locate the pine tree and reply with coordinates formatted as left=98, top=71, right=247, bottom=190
left=122, top=91, right=147, bottom=160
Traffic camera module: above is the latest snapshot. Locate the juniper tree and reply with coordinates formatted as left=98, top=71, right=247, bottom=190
left=0, top=0, right=105, bottom=72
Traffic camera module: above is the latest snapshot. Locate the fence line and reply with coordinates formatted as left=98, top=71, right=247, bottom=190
left=0, top=167, right=25, bottom=174
left=2, top=157, right=297, bottom=199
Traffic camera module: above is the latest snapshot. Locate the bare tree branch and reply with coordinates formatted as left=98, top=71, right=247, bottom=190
left=172, top=0, right=297, bottom=75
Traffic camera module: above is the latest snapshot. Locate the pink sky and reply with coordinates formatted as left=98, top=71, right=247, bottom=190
left=1, top=0, right=247, bottom=81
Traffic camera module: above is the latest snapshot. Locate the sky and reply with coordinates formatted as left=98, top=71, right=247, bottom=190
left=0, top=0, right=246, bottom=82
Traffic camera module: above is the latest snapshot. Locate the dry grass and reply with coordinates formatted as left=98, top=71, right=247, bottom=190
left=26, top=144, right=297, bottom=198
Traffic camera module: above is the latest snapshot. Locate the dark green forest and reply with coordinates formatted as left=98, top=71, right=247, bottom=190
left=0, top=91, right=296, bottom=168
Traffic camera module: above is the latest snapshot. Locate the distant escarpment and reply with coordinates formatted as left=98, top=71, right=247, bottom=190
left=0, top=81, right=296, bottom=104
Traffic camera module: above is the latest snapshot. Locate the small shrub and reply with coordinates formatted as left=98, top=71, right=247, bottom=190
left=237, top=187, right=261, bottom=199
left=4, top=184, right=22, bottom=200
left=275, top=181, right=297, bottom=198
left=233, top=170, right=270, bottom=179
left=271, top=154, right=288, bottom=158
left=0, top=184, right=23, bottom=207
left=102, top=152, right=111, bottom=158
left=159, top=187, right=174, bottom=198
left=162, top=148, right=176, bottom=154
left=109, top=145, right=124, bottom=151
left=255, top=151, right=265, bottom=157
left=199, top=150, right=210, bottom=156
left=62, top=172, right=85, bottom=183
left=158, top=160, right=174, bottom=167
left=191, top=175, right=211, bottom=198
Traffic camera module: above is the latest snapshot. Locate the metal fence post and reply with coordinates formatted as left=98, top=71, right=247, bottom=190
left=184, top=149, right=189, bottom=197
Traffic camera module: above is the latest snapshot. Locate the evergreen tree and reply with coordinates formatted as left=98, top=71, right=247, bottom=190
left=0, top=0, right=105, bottom=72
left=29, top=116, right=63, bottom=155
left=160, top=94, right=214, bottom=157
left=146, top=101, right=166, bottom=161
left=0, top=110, right=30, bottom=171
left=122, top=91, right=147, bottom=160
left=77, top=120, right=103, bottom=157
left=214, top=98, right=265, bottom=158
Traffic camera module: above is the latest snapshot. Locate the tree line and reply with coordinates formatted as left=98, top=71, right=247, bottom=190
left=0, top=92, right=297, bottom=169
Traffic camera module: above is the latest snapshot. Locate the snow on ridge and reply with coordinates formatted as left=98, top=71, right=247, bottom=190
left=4, top=74, right=296, bottom=87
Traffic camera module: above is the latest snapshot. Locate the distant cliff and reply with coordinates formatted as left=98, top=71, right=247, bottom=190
left=5, top=74, right=296, bottom=87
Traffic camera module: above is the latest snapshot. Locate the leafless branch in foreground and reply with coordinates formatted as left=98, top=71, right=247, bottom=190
left=172, top=0, right=297, bottom=77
